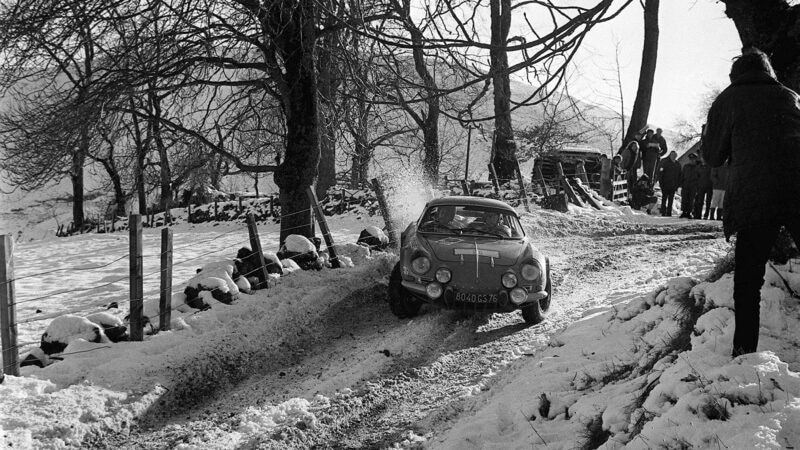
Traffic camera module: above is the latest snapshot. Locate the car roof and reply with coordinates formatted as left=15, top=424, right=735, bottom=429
left=425, top=196, right=518, bottom=215
left=559, top=146, right=603, bottom=155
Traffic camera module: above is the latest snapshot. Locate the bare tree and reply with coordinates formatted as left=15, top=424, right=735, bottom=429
left=622, top=0, right=660, bottom=147
left=720, top=0, right=800, bottom=92
left=0, top=0, right=116, bottom=229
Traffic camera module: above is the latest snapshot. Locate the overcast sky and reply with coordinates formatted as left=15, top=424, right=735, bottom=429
left=569, top=0, right=741, bottom=131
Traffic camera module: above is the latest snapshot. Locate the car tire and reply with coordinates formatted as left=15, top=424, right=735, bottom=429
left=388, top=262, right=422, bottom=319
left=522, top=258, right=552, bottom=324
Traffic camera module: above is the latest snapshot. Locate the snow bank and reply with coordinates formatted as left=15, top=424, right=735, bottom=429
left=0, top=253, right=394, bottom=449
left=432, top=264, right=800, bottom=449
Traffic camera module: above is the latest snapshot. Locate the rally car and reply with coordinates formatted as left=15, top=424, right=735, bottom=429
left=387, top=196, right=552, bottom=324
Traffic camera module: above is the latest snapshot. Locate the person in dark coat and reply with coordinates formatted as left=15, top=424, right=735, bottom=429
left=679, top=153, right=700, bottom=218
left=655, top=128, right=668, bottom=154
left=639, top=129, right=665, bottom=183
left=693, top=158, right=713, bottom=219
left=703, top=48, right=800, bottom=357
left=709, top=164, right=729, bottom=220
left=657, top=151, right=682, bottom=216
left=611, top=155, right=623, bottom=181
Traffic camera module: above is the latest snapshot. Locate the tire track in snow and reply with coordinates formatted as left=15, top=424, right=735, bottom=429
left=102, top=226, right=728, bottom=449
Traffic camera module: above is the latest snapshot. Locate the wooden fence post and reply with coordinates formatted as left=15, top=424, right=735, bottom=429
left=576, top=160, right=589, bottom=184
left=214, top=201, right=219, bottom=221
left=460, top=180, right=470, bottom=196
left=0, top=235, right=19, bottom=377
left=307, top=187, right=341, bottom=268
left=246, top=214, right=270, bottom=289
left=129, top=215, right=144, bottom=341
left=187, top=204, right=192, bottom=224
left=340, top=188, right=347, bottom=214
left=557, top=162, right=585, bottom=208
left=269, top=195, right=275, bottom=218
left=534, top=163, right=549, bottom=196
left=159, top=228, right=173, bottom=332
left=487, top=163, right=501, bottom=195
left=371, top=178, right=399, bottom=248
left=238, top=197, right=243, bottom=214
left=514, top=158, right=531, bottom=212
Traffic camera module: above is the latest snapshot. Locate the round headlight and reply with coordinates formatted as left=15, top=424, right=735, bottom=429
left=521, top=263, right=541, bottom=281
left=411, top=256, right=431, bottom=274
left=426, top=282, right=443, bottom=299
left=502, top=272, right=518, bottom=288
left=435, top=268, right=452, bottom=283
left=510, top=287, right=528, bottom=304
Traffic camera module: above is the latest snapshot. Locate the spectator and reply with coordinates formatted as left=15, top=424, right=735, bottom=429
left=599, top=154, right=612, bottom=200
left=680, top=153, right=700, bottom=218
left=655, top=128, right=669, bottom=154
left=639, top=129, right=665, bottom=182
left=631, top=174, right=658, bottom=213
left=611, top=155, right=623, bottom=180
left=694, top=158, right=714, bottom=219
left=657, top=151, right=682, bottom=216
left=703, top=48, right=800, bottom=357
left=619, top=141, right=640, bottom=202
left=709, top=164, right=729, bottom=220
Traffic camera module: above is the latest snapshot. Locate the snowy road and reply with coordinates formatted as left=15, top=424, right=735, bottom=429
left=99, top=220, right=727, bottom=449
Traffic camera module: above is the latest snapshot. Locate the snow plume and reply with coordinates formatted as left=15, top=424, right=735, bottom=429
left=379, top=163, right=435, bottom=229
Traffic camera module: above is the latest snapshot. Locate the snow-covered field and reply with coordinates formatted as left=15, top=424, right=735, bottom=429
left=0, top=203, right=798, bottom=449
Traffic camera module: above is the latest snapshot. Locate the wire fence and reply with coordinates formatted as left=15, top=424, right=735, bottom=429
left=0, top=187, right=399, bottom=374
left=1, top=174, right=614, bottom=374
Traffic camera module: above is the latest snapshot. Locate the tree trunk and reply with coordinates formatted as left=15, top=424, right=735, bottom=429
left=271, top=0, right=319, bottom=245
left=351, top=139, right=369, bottom=188
left=622, top=0, right=660, bottom=147
left=490, top=0, right=517, bottom=183
left=404, top=4, right=441, bottom=185
left=316, top=34, right=337, bottom=199
left=100, top=159, right=127, bottom=218
left=150, top=90, right=172, bottom=224
left=421, top=109, right=440, bottom=184
left=128, top=99, right=149, bottom=215
left=721, top=0, right=800, bottom=92
left=71, top=151, right=85, bottom=230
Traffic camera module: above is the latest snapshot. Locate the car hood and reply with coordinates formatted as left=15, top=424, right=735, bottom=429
left=421, top=234, right=529, bottom=267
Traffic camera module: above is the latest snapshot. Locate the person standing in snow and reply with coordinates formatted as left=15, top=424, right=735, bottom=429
left=703, top=48, right=800, bottom=357
left=639, top=129, right=665, bottom=184
left=693, top=158, right=714, bottom=219
left=679, top=153, right=700, bottom=218
left=655, top=128, right=668, bottom=155
left=709, top=164, right=729, bottom=220
left=657, top=151, right=682, bottom=216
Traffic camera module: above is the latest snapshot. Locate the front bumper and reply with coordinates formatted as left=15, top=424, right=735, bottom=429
left=401, top=280, right=548, bottom=312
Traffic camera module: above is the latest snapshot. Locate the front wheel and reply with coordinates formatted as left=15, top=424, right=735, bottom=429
left=522, top=259, right=552, bottom=324
left=388, top=262, right=422, bottom=319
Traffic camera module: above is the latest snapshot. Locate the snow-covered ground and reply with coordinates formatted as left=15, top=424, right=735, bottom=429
left=432, top=270, right=800, bottom=449
left=0, top=203, right=798, bottom=449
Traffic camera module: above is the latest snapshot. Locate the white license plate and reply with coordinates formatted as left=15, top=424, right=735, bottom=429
left=455, top=292, right=498, bottom=303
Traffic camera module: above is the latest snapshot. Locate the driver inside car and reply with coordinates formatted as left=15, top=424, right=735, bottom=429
left=421, top=205, right=459, bottom=231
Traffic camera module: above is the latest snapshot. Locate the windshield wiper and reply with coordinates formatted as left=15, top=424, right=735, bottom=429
left=460, top=226, right=505, bottom=238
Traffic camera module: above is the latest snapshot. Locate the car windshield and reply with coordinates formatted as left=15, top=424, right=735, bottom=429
left=417, top=205, right=524, bottom=238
